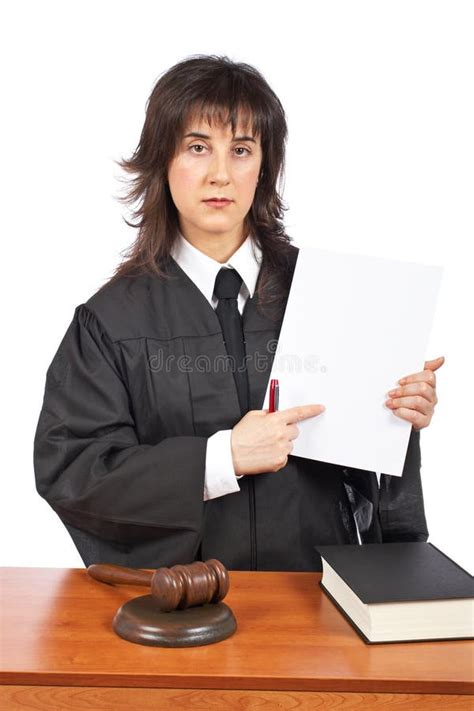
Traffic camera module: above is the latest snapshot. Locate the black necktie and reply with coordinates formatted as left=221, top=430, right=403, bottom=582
left=213, top=267, right=249, bottom=416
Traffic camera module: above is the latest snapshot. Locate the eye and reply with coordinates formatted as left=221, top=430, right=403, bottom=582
left=188, top=144, right=251, bottom=156
left=234, top=146, right=251, bottom=156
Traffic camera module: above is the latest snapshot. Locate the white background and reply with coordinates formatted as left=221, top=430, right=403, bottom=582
left=1, top=1, right=472, bottom=573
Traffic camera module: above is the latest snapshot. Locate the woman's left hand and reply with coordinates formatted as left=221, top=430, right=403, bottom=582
left=385, top=356, right=445, bottom=431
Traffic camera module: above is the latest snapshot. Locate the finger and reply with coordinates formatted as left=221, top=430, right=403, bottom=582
left=387, top=381, right=437, bottom=404
left=398, top=356, right=445, bottom=386
left=391, top=406, right=428, bottom=429
left=281, top=404, right=326, bottom=424
left=398, top=369, right=437, bottom=388
left=423, top=356, right=445, bottom=372
left=386, top=395, right=432, bottom=416
left=285, top=423, right=300, bottom=440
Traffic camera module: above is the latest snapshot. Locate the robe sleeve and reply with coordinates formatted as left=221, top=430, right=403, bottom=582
left=343, top=427, right=429, bottom=544
left=33, top=304, right=208, bottom=554
left=378, top=427, right=429, bottom=542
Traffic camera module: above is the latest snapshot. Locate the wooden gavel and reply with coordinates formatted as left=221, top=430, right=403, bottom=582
left=87, top=559, right=229, bottom=612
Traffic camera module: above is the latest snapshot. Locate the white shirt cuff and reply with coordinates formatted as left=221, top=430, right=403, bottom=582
left=204, top=430, right=242, bottom=501
left=376, top=471, right=381, bottom=487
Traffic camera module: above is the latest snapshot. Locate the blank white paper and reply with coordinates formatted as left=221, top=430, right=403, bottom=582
left=262, top=246, right=444, bottom=477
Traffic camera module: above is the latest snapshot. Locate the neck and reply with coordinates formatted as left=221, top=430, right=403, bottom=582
left=179, top=224, right=248, bottom=263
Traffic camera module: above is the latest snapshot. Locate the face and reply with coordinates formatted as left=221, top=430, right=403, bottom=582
left=167, top=113, right=262, bottom=255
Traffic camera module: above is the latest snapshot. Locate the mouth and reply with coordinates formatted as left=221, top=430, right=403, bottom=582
left=203, top=198, right=232, bottom=203
left=203, top=198, right=233, bottom=208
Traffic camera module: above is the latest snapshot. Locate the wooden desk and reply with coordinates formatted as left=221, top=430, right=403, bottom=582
left=1, top=567, right=472, bottom=710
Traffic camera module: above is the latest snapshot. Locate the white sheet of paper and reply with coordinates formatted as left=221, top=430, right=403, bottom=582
left=262, top=246, right=443, bottom=476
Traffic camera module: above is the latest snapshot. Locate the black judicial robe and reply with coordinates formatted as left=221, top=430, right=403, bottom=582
left=33, top=244, right=429, bottom=571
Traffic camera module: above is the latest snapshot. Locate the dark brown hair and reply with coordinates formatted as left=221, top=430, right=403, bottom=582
left=106, top=54, right=295, bottom=317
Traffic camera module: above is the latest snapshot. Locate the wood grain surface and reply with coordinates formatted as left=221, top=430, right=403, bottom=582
left=1, top=686, right=473, bottom=710
left=1, top=567, right=472, bottom=702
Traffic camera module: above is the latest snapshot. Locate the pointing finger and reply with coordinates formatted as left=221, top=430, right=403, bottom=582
left=280, top=404, right=326, bottom=424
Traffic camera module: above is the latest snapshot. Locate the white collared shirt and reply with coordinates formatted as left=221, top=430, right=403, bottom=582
left=170, top=230, right=262, bottom=501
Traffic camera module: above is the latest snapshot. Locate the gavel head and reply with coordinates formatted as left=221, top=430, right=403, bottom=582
left=151, top=559, right=229, bottom=612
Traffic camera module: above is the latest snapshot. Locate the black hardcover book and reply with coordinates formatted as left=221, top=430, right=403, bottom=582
left=314, top=542, right=474, bottom=644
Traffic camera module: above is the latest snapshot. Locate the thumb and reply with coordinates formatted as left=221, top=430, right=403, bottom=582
left=424, top=356, right=445, bottom=372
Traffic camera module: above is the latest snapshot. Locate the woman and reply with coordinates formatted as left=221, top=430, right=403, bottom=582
left=33, top=55, right=443, bottom=571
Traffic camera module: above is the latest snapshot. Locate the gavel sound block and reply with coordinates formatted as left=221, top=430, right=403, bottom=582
left=87, top=559, right=237, bottom=647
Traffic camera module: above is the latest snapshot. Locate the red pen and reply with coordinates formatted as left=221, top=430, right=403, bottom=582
left=269, top=379, right=279, bottom=413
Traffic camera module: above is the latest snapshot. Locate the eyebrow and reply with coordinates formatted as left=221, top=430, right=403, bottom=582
left=183, top=131, right=257, bottom=143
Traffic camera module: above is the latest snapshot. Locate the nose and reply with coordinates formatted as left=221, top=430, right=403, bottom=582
left=208, top=148, right=231, bottom=183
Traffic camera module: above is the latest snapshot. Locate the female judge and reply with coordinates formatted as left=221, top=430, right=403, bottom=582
left=33, top=55, right=444, bottom=571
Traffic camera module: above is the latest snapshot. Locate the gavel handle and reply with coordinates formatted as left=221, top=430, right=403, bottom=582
left=87, top=563, right=153, bottom=586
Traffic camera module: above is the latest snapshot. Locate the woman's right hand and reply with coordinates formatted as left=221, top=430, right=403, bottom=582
left=231, top=404, right=326, bottom=477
